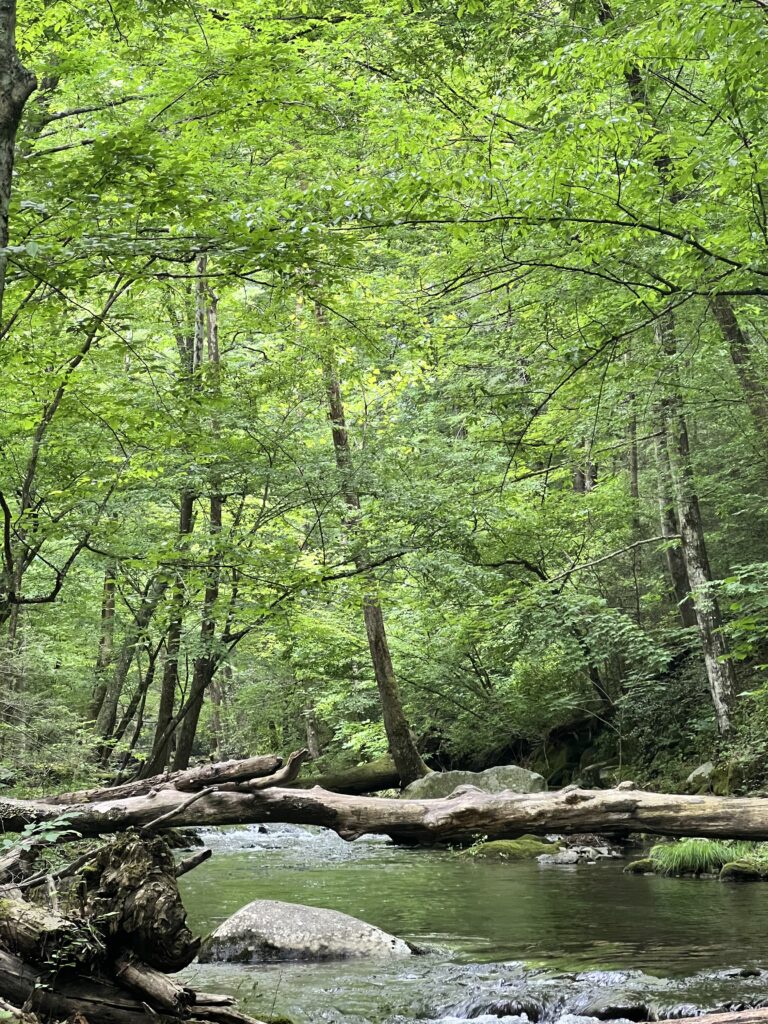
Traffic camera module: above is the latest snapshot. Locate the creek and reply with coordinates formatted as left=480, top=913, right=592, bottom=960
left=179, top=824, right=768, bottom=1024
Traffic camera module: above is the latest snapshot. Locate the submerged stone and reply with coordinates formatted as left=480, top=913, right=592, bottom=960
left=624, top=859, right=655, bottom=874
left=402, top=764, right=546, bottom=799
left=198, top=898, right=414, bottom=963
left=720, top=860, right=766, bottom=882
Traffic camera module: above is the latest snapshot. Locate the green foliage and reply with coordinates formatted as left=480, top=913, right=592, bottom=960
left=0, top=815, right=80, bottom=853
left=2, top=0, right=768, bottom=785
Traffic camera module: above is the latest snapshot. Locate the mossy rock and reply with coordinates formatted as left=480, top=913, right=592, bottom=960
left=463, top=835, right=563, bottom=860
left=624, top=858, right=655, bottom=875
left=712, top=763, right=745, bottom=796
left=720, top=860, right=766, bottom=882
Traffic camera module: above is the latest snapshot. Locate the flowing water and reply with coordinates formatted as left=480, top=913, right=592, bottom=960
left=179, top=825, right=768, bottom=1024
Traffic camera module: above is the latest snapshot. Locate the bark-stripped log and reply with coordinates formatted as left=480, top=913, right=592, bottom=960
left=7, top=782, right=768, bottom=842
left=50, top=754, right=283, bottom=805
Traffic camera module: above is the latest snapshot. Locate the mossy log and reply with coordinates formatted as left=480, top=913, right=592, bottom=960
left=0, top=895, right=104, bottom=964
left=286, top=756, right=401, bottom=794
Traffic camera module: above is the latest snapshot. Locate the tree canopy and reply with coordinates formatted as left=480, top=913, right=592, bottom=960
left=2, top=0, right=768, bottom=792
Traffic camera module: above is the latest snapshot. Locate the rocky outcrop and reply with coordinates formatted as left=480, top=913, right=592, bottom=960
left=402, top=765, right=546, bottom=800
left=199, top=899, right=414, bottom=963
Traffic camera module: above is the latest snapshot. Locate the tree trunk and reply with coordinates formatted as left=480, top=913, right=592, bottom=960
left=90, top=563, right=118, bottom=721
left=286, top=754, right=400, bottom=794
left=144, top=492, right=195, bottom=775
left=303, top=706, right=321, bottom=759
left=111, top=637, right=162, bottom=749
left=653, top=414, right=697, bottom=629
left=323, top=358, right=428, bottom=785
left=95, top=576, right=168, bottom=745
left=656, top=310, right=736, bottom=734
left=710, top=294, right=768, bottom=431
left=172, top=492, right=222, bottom=771
left=0, top=0, right=36, bottom=326
left=49, top=753, right=283, bottom=805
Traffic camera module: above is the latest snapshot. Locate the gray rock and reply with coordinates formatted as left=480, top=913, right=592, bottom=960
left=686, top=761, right=715, bottom=786
left=402, top=764, right=546, bottom=800
left=198, top=899, right=413, bottom=963
left=539, top=849, right=581, bottom=865
left=539, top=844, right=622, bottom=865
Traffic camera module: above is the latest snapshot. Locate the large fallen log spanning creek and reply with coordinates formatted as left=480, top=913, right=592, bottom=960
left=2, top=750, right=768, bottom=1024
left=4, top=765, right=768, bottom=843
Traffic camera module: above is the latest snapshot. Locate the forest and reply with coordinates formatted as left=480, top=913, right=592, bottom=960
left=3, top=1, right=768, bottom=1024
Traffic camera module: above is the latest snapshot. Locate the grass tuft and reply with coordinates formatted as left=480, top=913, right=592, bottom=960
left=649, top=838, right=768, bottom=876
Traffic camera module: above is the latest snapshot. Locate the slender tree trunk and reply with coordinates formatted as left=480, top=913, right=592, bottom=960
left=89, top=564, right=117, bottom=721
left=653, top=416, right=697, bottom=629
left=171, top=493, right=222, bottom=771
left=142, top=261, right=212, bottom=773
left=324, top=359, right=428, bottom=785
left=0, top=0, right=36, bottom=327
left=112, top=638, right=162, bottom=749
left=710, top=294, right=768, bottom=431
left=145, top=492, right=194, bottom=774
left=171, top=274, right=223, bottom=771
left=656, top=310, right=736, bottom=734
left=95, top=576, right=168, bottom=744
left=303, top=707, right=321, bottom=759
left=209, top=677, right=224, bottom=760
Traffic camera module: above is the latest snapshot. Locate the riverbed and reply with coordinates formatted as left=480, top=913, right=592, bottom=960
left=179, top=825, right=768, bottom=1024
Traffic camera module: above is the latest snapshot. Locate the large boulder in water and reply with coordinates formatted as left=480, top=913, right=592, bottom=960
left=402, top=764, right=546, bottom=799
left=198, top=899, right=414, bottom=963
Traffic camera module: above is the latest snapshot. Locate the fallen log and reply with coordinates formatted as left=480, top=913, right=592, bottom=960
left=49, top=754, right=283, bottom=805
left=0, top=896, right=104, bottom=964
left=0, top=949, right=267, bottom=1024
left=645, top=1011, right=768, bottom=1024
left=0, top=831, right=267, bottom=1024
left=287, top=755, right=401, bottom=794
left=8, top=779, right=768, bottom=842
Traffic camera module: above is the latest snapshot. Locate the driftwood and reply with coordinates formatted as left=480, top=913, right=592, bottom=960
left=8, top=778, right=768, bottom=844
left=0, top=948, right=265, bottom=1024
left=0, top=831, right=266, bottom=1024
